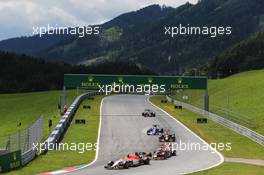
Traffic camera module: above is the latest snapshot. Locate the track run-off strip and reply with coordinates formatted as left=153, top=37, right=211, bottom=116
left=225, top=158, right=264, bottom=166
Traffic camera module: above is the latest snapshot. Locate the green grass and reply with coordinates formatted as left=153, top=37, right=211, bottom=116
left=0, top=90, right=80, bottom=140
left=150, top=96, right=264, bottom=159
left=6, top=95, right=104, bottom=175
left=172, top=70, right=264, bottom=134
left=190, top=162, right=264, bottom=175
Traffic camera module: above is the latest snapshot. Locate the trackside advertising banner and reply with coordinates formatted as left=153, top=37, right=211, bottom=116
left=0, top=150, right=22, bottom=173
left=64, top=74, right=207, bottom=90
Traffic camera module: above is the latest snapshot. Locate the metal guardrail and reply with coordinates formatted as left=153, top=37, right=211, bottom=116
left=22, top=148, right=36, bottom=165
left=166, top=96, right=264, bottom=147
left=209, top=105, right=256, bottom=129
left=41, top=92, right=101, bottom=153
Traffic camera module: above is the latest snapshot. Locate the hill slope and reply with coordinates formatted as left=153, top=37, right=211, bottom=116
left=38, top=0, right=264, bottom=73
left=209, top=32, right=264, bottom=78
left=173, top=70, right=264, bottom=135
left=1, top=1, right=264, bottom=73
left=0, top=34, right=73, bottom=54
left=0, top=5, right=173, bottom=55
left=0, top=90, right=77, bottom=137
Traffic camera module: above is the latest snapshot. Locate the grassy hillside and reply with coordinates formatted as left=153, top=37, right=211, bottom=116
left=209, top=32, right=264, bottom=78
left=173, top=70, right=264, bottom=135
left=0, top=90, right=81, bottom=139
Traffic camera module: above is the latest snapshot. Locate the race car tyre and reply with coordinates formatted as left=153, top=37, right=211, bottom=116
left=124, top=162, right=129, bottom=169
left=144, top=159, right=150, bottom=165
left=172, top=151, right=177, bottom=156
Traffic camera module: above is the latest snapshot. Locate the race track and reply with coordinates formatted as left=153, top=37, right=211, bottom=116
left=68, top=95, right=223, bottom=175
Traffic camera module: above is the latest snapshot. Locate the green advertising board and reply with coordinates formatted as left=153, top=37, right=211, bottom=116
left=64, top=74, right=207, bottom=90
left=0, top=150, right=22, bottom=173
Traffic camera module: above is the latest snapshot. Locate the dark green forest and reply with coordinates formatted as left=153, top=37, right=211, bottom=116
left=209, top=32, right=264, bottom=78
left=0, top=52, right=154, bottom=93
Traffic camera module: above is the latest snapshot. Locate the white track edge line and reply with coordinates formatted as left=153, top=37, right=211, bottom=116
left=62, top=97, right=105, bottom=174
left=147, top=97, right=224, bottom=175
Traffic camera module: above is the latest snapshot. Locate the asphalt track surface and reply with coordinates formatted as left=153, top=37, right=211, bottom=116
left=68, top=95, right=223, bottom=175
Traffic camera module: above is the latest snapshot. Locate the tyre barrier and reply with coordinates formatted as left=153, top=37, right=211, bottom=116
left=41, top=92, right=101, bottom=153
left=174, top=105, right=183, bottom=109
left=161, top=100, right=167, bottom=103
left=197, top=118, right=208, bottom=123
left=83, top=105, right=91, bottom=109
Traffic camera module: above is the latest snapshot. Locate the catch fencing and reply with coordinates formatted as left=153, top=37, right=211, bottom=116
left=0, top=116, right=44, bottom=165
left=166, top=96, right=264, bottom=147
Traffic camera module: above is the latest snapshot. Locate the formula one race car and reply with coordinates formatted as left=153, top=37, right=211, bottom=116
left=152, top=148, right=169, bottom=160
left=104, top=159, right=129, bottom=170
left=126, top=153, right=150, bottom=167
left=160, top=143, right=177, bottom=157
left=142, top=109, right=156, bottom=117
left=136, top=152, right=152, bottom=164
left=147, top=125, right=164, bottom=135
left=152, top=144, right=176, bottom=160
left=159, top=130, right=176, bottom=142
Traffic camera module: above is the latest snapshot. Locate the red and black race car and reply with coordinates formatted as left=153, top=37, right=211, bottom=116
left=152, top=143, right=176, bottom=160
left=142, top=109, right=156, bottom=117
left=126, top=152, right=150, bottom=167
left=161, top=143, right=177, bottom=157
left=152, top=148, right=168, bottom=160
left=159, top=130, right=176, bottom=142
left=136, top=152, right=152, bottom=164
